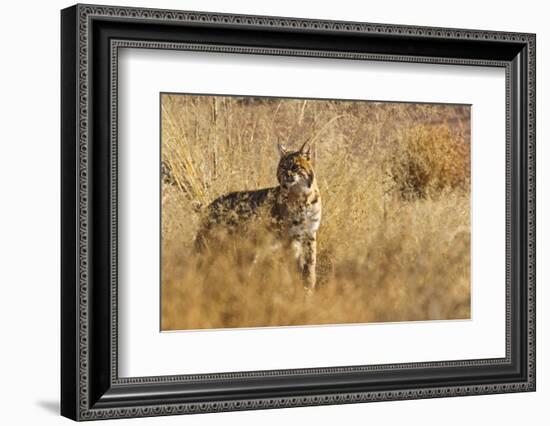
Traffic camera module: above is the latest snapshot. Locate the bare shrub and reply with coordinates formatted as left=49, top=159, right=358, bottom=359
left=389, top=124, right=470, bottom=198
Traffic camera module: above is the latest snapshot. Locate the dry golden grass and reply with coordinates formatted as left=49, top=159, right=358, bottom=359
left=161, top=94, right=471, bottom=330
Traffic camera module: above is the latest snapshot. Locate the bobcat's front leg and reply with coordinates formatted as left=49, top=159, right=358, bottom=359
left=291, top=235, right=316, bottom=291
left=302, top=235, right=317, bottom=291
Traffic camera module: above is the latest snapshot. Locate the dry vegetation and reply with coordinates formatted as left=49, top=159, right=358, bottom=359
left=161, top=94, right=471, bottom=330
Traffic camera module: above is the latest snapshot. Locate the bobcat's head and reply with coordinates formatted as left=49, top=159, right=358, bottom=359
left=277, top=141, right=315, bottom=192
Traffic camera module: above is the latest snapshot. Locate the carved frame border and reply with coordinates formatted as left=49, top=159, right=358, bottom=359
left=62, top=3, right=535, bottom=421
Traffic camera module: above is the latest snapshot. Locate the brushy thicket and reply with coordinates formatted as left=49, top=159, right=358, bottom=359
left=390, top=124, right=470, bottom=198
left=161, top=94, right=471, bottom=330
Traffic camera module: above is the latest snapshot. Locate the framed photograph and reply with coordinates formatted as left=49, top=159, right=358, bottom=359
left=61, top=4, right=536, bottom=421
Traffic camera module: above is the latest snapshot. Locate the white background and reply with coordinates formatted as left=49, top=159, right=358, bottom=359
left=0, top=0, right=548, bottom=425
left=119, top=50, right=505, bottom=376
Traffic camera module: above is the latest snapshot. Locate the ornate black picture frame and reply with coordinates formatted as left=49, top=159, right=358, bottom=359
left=61, top=3, right=536, bottom=421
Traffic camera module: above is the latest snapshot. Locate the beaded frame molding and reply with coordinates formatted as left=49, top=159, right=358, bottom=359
left=61, top=3, right=536, bottom=421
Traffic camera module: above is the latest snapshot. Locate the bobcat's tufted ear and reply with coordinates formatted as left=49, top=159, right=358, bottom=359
left=277, top=142, right=288, bottom=157
left=299, top=140, right=312, bottom=160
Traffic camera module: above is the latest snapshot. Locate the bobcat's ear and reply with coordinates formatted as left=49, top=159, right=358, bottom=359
left=299, top=140, right=311, bottom=160
left=277, top=143, right=288, bottom=157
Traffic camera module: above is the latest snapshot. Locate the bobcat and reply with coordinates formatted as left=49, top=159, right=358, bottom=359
left=195, top=141, right=322, bottom=290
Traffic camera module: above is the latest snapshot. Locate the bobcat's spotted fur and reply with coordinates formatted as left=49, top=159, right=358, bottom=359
left=195, top=141, right=322, bottom=290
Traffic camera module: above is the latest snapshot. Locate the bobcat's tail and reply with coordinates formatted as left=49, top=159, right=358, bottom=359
left=193, top=223, right=210, bottom=254
left=191, top=200, right=204, bottom=213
